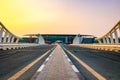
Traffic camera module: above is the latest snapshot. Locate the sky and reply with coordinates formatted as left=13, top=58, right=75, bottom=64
left=0, top=0, right=120, bottom=37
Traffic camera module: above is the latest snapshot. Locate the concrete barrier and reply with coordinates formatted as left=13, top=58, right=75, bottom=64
left=0, top=43, right=41, bottom=50
left=72, top=44, right=120, bottom=52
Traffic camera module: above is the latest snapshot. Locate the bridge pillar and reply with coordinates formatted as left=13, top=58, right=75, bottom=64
left=15, top=38, right=19, bottom=43
left=7, top=34, right=12, bottom=43
left=37, top=34, right=45, bottom=44
left=98, top=39, right=102, bottom=44
left=0, top=28, right=4, bottom=42
left=73, top=35, right=83, bottom=44
left=106, top=36, right=110, bottom=44
left=11, top=36, right=15, bottom=43
left=114, top=30, right=119, bottom=43
left=3, top=31, right=8, bottom=43
left=119, top=25, right=120, bottom=32
left=65, top=37, right=68, bottom=44
left=110, top=33, right=114, bottom=44
left=103, top=38, right=107, bottom=44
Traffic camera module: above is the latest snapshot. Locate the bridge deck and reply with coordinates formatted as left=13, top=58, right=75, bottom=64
left=32, top=45, right=82, bottom=80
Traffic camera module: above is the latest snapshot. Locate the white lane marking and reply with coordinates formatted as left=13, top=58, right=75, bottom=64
left=60, top=46, right=79, bottom=73
left=45, top=58, right=49, bottom=61
left=72, top=65, right=79, bottom=73
left=49, top=52, right=53, bottom=57
left=64, top=48, right=106, bottom=80
left=49, top=48, right=55, bottom=57
left=65, top=54, right=68, bottom=57
left=37, top=48, right=56, bottom=72
left=8, top=48, right=54, bottom=80
left=61, top=48, right=68, bottom=57
left=37, top=65, right=45, bottom=72
left=49, top=54, right=52, bottom=57
left=67, top=58, right=71, bottom=62
left=31, top=47, right=56, bottom=80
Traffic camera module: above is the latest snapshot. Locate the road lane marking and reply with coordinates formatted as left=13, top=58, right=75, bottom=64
left=72, top=65, right=79, bottom=72
left=38, top=65, right=45, bottom=72
left=31, top=48, right=56, bottom=80
left=64, top=47, right=106, bottom=80
left=45, top=58, right=49, bottom=61
left=8, top=47, right=55, bottom=80
left=67, top=58, right=71, bottom=62
left=60, top=46, right=84, bottom=80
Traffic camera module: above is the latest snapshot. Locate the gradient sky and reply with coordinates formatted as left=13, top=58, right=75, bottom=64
left=0, top=0, right=120, bottom=37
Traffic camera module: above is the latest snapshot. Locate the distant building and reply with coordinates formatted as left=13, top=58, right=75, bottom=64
left=20, top=34, right=95, bottom=44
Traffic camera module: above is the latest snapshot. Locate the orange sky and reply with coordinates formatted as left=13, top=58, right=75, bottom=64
left=0, top=0, right=120, bottom=37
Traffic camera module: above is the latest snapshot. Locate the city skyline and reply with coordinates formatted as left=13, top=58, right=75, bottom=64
left=0, top=0, right=120, bottom=37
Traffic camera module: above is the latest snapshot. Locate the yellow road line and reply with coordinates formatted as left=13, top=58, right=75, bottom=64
left=8, top=48, right=55, bottom=80
left=64, top=47, right=106, bottom=80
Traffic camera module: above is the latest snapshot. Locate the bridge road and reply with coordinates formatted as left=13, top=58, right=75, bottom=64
left=63, top=45, right=120, bottom=80
left=32, top=44, right=84, bottom=80
left=0, top=45, right=55, bottom=80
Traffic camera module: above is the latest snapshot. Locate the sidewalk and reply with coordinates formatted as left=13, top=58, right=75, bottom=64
left=31, top=44, right=83, bottom=80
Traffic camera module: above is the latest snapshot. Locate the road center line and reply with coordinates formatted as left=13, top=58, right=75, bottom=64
left=31, top=48, right=56, bottom=80
left=64, top=47, right=106, bottom=80
left=8, top=48, right=54, bottom=80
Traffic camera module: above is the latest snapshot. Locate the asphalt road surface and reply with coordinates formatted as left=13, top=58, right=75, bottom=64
left=0, top=45, right=55, bottom=80
left=0, top=44, right=120, bottom=80
left=63, top=45, right=120, bottom=80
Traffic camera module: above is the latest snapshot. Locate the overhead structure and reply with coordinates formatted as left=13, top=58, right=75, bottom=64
left=73, top=34, right=83, bottom=44
left=24, top=34, right=45, bottom=44
left=37, top=34, right=45, bottom=44
left=73, top=34, right=95, bottom=44
left=96, top=21, right=120, bottom=44
left=0, top=22, right=20, bottom=44
left=24, top=34, right=95, bottom=44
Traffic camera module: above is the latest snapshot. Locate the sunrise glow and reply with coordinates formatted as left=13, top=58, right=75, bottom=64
left=0, top=0, right=120, bottom=37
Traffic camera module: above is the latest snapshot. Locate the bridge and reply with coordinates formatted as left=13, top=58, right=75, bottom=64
left=0, top=22, right=19, bottom=44
left=0, top=21, right=120, bottom=80
left=23, top=34, right=95, bottom=44
left=96, top=21, right=120, bottom=44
